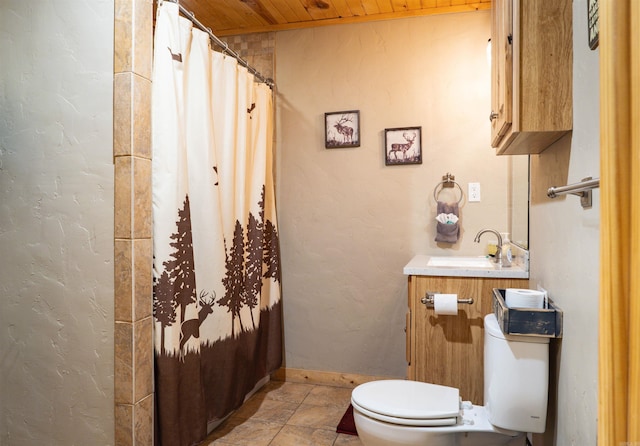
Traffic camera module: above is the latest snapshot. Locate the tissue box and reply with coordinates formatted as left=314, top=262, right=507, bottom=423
left=492, top=288, right=563, bottom=338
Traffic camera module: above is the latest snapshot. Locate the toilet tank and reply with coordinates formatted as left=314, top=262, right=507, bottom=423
left=483, top=313, right=549, bottom=433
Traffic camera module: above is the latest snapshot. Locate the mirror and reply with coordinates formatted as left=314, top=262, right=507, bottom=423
left=508, top=156, right=529, bottom=249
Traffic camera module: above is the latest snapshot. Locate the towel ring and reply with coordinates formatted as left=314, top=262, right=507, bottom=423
left=433, top=181, right=464, bottom=204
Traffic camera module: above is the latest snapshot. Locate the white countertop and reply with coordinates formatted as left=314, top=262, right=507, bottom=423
left=403, top=254, right=529, bottom=279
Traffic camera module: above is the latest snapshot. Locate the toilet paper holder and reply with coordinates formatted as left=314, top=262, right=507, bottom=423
left=421, top=292, right=474, bottom=308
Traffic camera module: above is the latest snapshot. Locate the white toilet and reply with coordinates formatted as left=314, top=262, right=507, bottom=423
left=351, top=313, right=549, bottom=446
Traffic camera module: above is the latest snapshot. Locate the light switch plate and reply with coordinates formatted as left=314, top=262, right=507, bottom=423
left=468, top=183, right=481, bottom=202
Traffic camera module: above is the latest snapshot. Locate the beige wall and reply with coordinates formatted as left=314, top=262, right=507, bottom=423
left=275, top=11, right=511, bottom=377
left=529, top=1, right=599, bottom=444
left=0, top=1, right=115, bottom=444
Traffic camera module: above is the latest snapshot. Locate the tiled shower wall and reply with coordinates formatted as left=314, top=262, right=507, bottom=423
left=228, top=32, right=276, bottom=81
left=112, top=1, right=275, bottom=443
left=114, top=0, right=154, bottom=444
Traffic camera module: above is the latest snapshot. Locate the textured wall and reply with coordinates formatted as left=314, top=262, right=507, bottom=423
left=275, top=11, right=512, bottom=377
left=529, top=1, right=600, bottom=444
left=0, top=1, right=115, bottom=444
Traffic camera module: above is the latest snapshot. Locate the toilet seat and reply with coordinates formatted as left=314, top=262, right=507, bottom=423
left=351, top=380, right=460, bottom=427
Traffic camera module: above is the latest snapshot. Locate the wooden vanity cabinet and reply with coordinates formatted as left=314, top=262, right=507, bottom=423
left=490, top=0, right=572, bottom=155
left=406, top=275, right=529, bottom=405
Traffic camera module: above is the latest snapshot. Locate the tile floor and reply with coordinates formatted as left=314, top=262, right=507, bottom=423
left=199, top=381, right=363, bottom=446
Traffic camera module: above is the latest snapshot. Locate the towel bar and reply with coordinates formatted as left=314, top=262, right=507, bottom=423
left=547, top=177, right=599, bottom=209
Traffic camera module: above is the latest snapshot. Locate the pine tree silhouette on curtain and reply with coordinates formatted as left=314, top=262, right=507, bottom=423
left=217, top=187, right=282, bottom=337
left=153, top=270, right=177, bottom=355
left=261, top=186, right=281, bottom=283
left=218, top=221, right=247, bottom=337
left=263, top=222, right=281, bottom=283
left=244, top=188, right=265, bottom=330
left=164, top=196, right=197, bottom=326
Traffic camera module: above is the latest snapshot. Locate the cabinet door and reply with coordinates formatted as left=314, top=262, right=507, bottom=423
left=490, top=0, right=573, bottom=154
left=410, top=276, right=528, bottom=405
left=490, top=0, right=513, bottom=147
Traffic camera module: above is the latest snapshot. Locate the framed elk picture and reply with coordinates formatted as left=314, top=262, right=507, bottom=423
left=325, top=110, right=360, bottom=148
left=384, top=126, right=422, bottom=165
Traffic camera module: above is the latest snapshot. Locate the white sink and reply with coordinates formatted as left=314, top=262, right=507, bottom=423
left=426, top=256, right=494, bottom=268
left=404, top=254, right=528, bottom=279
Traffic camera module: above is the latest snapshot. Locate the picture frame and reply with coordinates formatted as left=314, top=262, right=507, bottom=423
left=325, top=110, right=360, bottom=148
left=384, top=126, right=422, bottom=165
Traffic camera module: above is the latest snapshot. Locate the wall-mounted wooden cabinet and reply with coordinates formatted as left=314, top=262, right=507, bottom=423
left=490, top=0, right=573, bottom=155
left=406, top=275, right=529, bottom=404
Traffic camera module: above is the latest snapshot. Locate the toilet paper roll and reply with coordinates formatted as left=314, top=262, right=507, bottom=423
left=505, top=288, right=545, bottom=309
left=433, top=293, right=458, bottom=315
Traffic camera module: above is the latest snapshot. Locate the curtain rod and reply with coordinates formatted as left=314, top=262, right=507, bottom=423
left=161, top=0, right=275, bottom=89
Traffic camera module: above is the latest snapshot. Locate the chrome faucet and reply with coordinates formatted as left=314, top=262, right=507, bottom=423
left=474, top=229, right=506, bottom=266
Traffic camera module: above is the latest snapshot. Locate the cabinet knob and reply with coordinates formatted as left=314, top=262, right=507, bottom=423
left=489, top=111, right=499, bottom=122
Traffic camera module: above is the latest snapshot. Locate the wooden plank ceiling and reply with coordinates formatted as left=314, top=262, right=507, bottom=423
left=178, top=0, right=491, bottom=36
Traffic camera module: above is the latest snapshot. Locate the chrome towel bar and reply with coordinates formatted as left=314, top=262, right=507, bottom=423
left=547, top=177, right=599, bottom=209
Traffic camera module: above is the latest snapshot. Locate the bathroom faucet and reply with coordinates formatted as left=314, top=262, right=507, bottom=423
left=474, top=229, right=504, bottom=266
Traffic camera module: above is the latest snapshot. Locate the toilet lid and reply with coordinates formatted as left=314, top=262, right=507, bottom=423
left=351, top=380, right=460, bottom=421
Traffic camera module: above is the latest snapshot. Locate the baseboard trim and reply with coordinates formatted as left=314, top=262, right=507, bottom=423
left=271, top=367, right=394, bottom=388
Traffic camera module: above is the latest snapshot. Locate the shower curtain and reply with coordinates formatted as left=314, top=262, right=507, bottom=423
left=151, top=3, right=282, bottom=445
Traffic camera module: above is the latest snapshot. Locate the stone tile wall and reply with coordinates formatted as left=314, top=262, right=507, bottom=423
left=113, top=0, right=154, bottom=444
left=228, top=32, right=276, bottom=81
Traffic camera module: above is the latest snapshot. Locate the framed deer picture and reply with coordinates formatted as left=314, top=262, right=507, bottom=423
left=325, top=110, right=360, bottom=148
left=384, top=126, right=422, bottom=165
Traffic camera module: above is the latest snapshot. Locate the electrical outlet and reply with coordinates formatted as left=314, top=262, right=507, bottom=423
left=468, top=182, right=481, bottom=202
